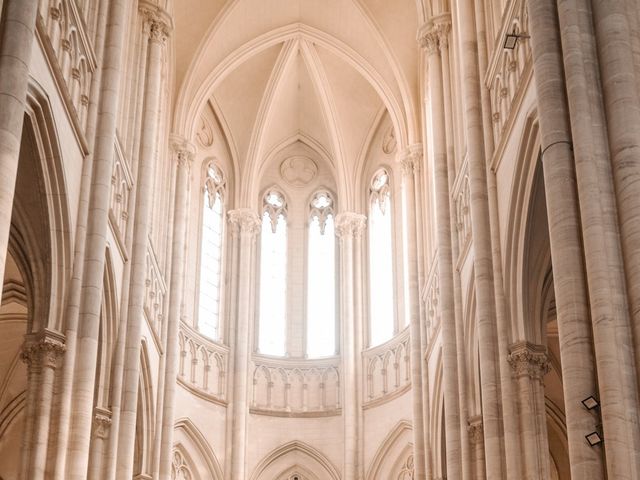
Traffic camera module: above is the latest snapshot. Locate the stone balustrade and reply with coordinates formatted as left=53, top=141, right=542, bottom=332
left=177, top=323, right=228, bottom=405
left=250, top=355, right=341, bottom=417
left=362, top=327, right=411, bottom=408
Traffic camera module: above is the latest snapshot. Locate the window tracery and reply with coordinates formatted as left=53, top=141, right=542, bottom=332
left=198, top=163, right=225, bottom=339
left=171, top=450, right=193, bottom=480
left=368, top=168, right=395, bottom=346
left=307, top=191, right=336, bottom=358
left=259, top=188, right=288, bottom=356
left=397, top=454, right=414, bottom=480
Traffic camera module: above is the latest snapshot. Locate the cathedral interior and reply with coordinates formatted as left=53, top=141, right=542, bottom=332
left=1, top=0, right=640, bottom=479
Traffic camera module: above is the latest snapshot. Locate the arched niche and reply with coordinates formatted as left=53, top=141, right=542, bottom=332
left=366, top=420, right=413, bottom=479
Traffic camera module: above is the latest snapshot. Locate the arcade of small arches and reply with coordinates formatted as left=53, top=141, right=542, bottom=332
left=0, top=0, right=640, bottom=479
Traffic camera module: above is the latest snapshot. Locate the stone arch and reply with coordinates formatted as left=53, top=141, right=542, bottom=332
left=366, top=420, right=413, bottom=480
left=250, top=441, right=340, bottom=480
left=173, top=418, right=224, bottom=479
left=134, top=340, right=155, bottom=477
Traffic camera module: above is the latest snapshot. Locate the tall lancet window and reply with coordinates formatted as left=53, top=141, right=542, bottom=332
left=306, top=191, right=336, bottom=357
left=258, top=189, right=288, bottom=356
left=368, top=169, right=395, bottom=346
left=198, top=163, right=225, bottom=339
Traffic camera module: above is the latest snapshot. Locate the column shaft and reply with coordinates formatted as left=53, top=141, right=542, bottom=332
left=336, top=212, right=365, bottom=480
left=527, top=1, right=605, bottom=478
left=0, top=0, right=39, bottom=294
left=228, top=209, right=260, bottom=480
left=421, top=24, right=462, bottom=480
left=158, top=138, right=194, bottom=479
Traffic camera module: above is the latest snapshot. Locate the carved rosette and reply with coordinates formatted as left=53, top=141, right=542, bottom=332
left=228, top=208, right=261, bottom=238
left=508, top=341, right=550, bottom=381
left=21, top=331, right=66, bottom=370
left=397, top=144, right=422, bottom=176
left=334, top=212, right=366, bottom=239
left=139, top=2, right=172, bottom=43
left=467, top=415, right=484, bottom=445
left=93, top=407, right=112, bottom=439
left=170, top=134, right=196, bottom=170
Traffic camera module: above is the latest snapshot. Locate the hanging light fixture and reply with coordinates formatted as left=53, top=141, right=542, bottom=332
left=504, top=29, right=530, bottom=50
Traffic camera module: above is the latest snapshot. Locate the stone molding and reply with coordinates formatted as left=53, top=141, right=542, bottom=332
left=334, top=212, right=366, bottom=238
left=228, top=208, right=261, bottom=236
left=508, top=341, right=550, bottom=381
left=21, top=329, right=66, bottom=370
left=467, top=415, right=484, bottom=445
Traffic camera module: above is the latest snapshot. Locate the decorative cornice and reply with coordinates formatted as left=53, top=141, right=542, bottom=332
left=334, top=212, right=366, bottom=238
left=139, top=1, right=173, bottom=42
left=508, top=341, right=550, bottom=381
left=467, top=415, right=484, bottom=445
left=169, top=134, right=196, bottom=169
left=228, top=208, right=261, bottom=236
left=21, top=329, right=66, bottom=370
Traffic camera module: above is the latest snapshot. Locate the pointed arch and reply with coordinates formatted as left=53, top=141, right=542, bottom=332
left=366, top=420, right=413, bottom=480
left=250, top=441, right=340, bottom=480
left=174, top=418, right=224, bottom=479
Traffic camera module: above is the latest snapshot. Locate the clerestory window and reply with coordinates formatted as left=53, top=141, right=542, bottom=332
left=306, top=191, right=337, bottom=358
left=368, top=169, right=395, bottom=346
left=197, top=163, right=225, bottom=339
left=258, top=189, right=288, bottom=356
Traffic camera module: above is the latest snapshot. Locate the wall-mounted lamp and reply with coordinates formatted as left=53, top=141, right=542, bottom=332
left=581, top=395, right=600, bottom=410
left=503, top=29, right=530, bottom=50
left=586, top=431, right=603, bottom=447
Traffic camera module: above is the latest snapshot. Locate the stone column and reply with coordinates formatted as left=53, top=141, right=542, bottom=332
left=0, top=0, right=39, bottom=294
left=87, top=408, right=112, bottom=480
left=335, top=212, right=366, bottom=480
left=527, top=0, right=623, bottom=478
left=397, top=147, right=427, bottom=480
left=65, top=0, right=128, bottom=477
left=419, top=24, right=462, bottom=480
left=20, top=330, right=66, bottom=480
left=454, top=0, right=505, bottom=477
left=508, top=342, right=551, bottom=480
left=227, top=209, right=260, bottom=480
left=467, top=417, right=486, bottom=480
left=157, top=136, right=195, bottom=479
left=591, top=0, right=640, bottom=388
left=115, top=4, right=171, bottom=478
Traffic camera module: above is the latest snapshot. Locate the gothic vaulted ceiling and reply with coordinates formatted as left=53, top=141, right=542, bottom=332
left=169, top=0, right=423, bottom=200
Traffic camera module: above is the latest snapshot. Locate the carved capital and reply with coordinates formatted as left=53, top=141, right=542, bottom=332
left=434, top=17, right=452, bottom=50
left=93, top=407, right=112, bottom=439
left=228, top=208, right=261, bottom=237
left=170, top=134, right=196, bottom=169
left=397, top=144, right=423, bottom=175
left=139, top=1, right=172, bottom=43
left=334, top=212, right=367, bottom=239
left=467, top=415, right=484, bottom=445
left=21, top=329, right=66, bottom=370
left=508, top=341, right=550, bottom=381
left=418, top=28, right=440, bottom=55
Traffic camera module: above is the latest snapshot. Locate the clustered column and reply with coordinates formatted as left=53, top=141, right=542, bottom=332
left=20, top=330, right=66, bottom=480
left=115, top=4, right=172, bottom=478
left=335, top=212, right=366, bottom=480
left=419, top=23, right=462, bottom=480
left=507, top=342, right=551, bottom=480
left=227, top=208, right=260, bottom=480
